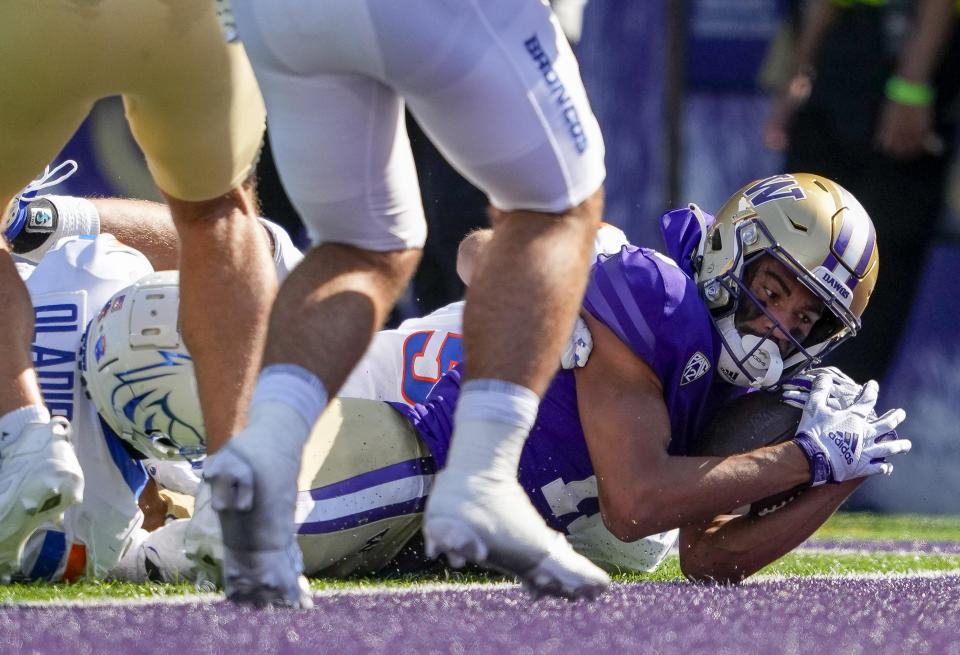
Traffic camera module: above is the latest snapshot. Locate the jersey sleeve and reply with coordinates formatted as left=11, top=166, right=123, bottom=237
left=26, top=235, right=153, bottom=306
left=389, top=365, right=463, bottom=468
left=259, top=218, right=304, bottom=281
left=583, top=246, right=704, bottom=386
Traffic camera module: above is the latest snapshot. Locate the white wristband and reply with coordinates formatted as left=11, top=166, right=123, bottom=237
left=14, top=195, right=100, bottom=262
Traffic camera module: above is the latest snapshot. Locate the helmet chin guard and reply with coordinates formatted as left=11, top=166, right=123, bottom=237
left=715, top=317, right=784, bottom=388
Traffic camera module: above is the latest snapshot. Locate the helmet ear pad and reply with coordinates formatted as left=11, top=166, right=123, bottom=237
left=82, top=271, right=206, bottom=462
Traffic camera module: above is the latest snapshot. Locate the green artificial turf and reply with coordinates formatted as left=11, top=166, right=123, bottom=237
left=3, top=512, right=959, bottom=605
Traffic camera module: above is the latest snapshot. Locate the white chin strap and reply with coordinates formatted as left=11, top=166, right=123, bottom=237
left=717, top=324, right=784, bottom=388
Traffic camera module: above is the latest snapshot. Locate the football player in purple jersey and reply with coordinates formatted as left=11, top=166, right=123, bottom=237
left=87, top=173, right=910, bottom=586
left=394, top=172, right=910, bottom=582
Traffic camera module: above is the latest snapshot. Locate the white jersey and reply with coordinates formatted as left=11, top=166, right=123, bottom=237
left=260, top=217, right=304, bottom=279
left=338, top=223, right=628, bottom=406
left=18, top=227, right=300, bottom=581
left=20, top=235, right=154, bottom=581
left=340, top=300, right=465, bottom=405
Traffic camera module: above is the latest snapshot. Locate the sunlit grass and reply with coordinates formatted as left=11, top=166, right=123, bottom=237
left=3, top=512, right=959, bottom=604
left=810, top=511, right=960, bottom=542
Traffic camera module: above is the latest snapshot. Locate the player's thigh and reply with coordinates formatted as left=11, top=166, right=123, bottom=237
left=0, top=5, right=97, bottom=204
left=386, top=0, right=606, bottom=213
left=251, top=71, right=426, bottom=250
left=233, top=0, right=427, bottom=250
left=118, top=1, right=266, bottom=202
left=296, top=398, right=434, bottom=576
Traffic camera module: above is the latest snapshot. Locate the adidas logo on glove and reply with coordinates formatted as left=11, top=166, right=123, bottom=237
left=828, top=431, right=860, bottom=465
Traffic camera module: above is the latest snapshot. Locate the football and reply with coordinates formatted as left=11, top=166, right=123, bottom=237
left=691, top=390, right=806, bottom=516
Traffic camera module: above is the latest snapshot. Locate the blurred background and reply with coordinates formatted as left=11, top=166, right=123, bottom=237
left=43, top=0, right=960, bottom=514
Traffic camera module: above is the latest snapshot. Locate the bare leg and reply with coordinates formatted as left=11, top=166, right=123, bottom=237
left=464, top=190, right=603, bottom=390
left=0, top=247, right=44, bottom=413
left=164, top=182, right=277, bottom=454
left=423, top=189, right=609, bottom=600
left=262, top=243, right=422, bottom=393
left=205, top=242, right=420, bottom=607
left=0, top=243, right=83, bottom=578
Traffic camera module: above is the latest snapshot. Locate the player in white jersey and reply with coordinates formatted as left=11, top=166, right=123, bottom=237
left=340, top=224, right=629, bottom=406
left=0, top=2, right=274, bottom=582
left=18, top=235, right=154, bottom=580
left=5, top=189, right=302, bottom=581
left=218, top=0, right=609, bottom=605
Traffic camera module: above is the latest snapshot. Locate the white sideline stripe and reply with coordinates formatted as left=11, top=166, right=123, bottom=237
left=8, top=571, right=960, bottom=608
left=795, top=545, right=960, bottom=556
left=1, top=581, right=520, bottom=608
left=746, top=568, right=960, bottom=584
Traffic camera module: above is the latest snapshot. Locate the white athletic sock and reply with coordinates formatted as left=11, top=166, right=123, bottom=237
left=444, top=379, right=540, bottom=481
left=0, top=405, right=52, bottom=443
left=243, top=364, right=329, bottom=459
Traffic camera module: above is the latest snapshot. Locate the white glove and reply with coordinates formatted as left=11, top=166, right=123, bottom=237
left=781, top=366, right=864, bottom=410
left=792, top=374, right=910, bottom=485
left=183, top=482, right=224, bottom=589
left=144, top=457, right=202, bottom=496
left=560, top=316, right=593, bottom=369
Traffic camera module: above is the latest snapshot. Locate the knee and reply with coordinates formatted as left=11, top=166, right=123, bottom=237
left=164, top=181, right=259, bottom=230
left=489, top=186, right=604, bottom=232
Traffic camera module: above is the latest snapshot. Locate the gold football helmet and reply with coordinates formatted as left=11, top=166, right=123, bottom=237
left=693, top=173, right=879, bottom=388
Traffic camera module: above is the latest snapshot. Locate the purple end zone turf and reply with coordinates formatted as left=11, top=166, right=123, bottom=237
left=3, top=575, right=960, bottom=654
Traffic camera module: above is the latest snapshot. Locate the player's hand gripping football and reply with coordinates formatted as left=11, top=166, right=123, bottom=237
left=792, top=374, right=910, bottom=485
left=781, top=366, right=864, bottom=411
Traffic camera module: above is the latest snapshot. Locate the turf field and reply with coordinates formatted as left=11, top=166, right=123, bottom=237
left=2, top=511, right=959, bottom=654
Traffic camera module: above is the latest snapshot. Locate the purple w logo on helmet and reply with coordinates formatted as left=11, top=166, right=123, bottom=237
left=744, top=174, right=806, bottom=206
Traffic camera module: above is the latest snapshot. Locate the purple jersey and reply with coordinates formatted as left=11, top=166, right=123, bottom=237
left=394, top=207, right=745, bottom=535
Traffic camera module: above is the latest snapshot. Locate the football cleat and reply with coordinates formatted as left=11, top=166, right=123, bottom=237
left=423, top=470, right=610, bottom=601
left=220, top=542, right=314, bottom=609
left=205, top=425, right=313, bottom=609
left=183, top=482, right=225, bottom=588
left=0, top=417, right=84, bottom=580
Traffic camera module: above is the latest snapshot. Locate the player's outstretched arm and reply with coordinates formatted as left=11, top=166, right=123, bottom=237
left=575, top=313, right=813, bottom=541
left=677, top=477, right=862, bottom=584
left=15, top=193, right=283, bottom=273
left=88, top=197, right=179, bottom=269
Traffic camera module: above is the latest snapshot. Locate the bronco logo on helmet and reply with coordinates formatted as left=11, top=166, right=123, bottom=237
left=82, top=271, right=206, bottom=463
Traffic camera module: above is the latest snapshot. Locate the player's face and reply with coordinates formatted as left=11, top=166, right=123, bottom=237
left=735, top=255, right=825, bottom=356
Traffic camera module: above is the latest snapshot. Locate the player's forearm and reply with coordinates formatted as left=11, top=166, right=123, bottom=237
left=600, top=442, right=812, bottom=540
left=791, top=0, right=838, bottom=77
left=892, top=0, right=958, bottom=84
left=91, top=197, right=179, bottom=269
left=677, top=478, right=861, bottom=583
